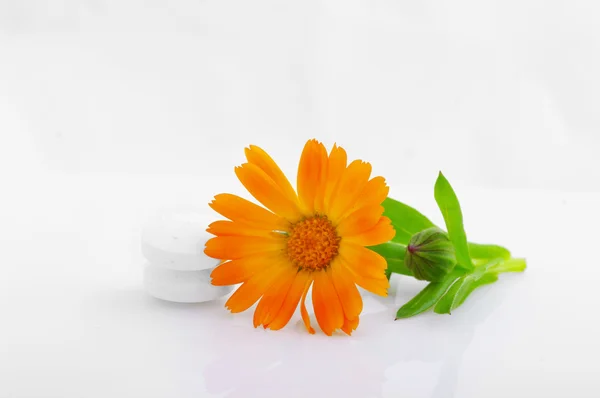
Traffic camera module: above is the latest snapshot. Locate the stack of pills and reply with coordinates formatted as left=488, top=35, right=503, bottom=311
left=141, top=205, right=232, bottom=303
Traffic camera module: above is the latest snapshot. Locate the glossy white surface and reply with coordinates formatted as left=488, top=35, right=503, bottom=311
left=2, top=169, right=599, bottom=397
left=2, top=1, right=600, bottom=397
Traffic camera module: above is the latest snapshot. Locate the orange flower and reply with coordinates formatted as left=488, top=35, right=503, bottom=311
left=205, top=139, right=395, bottom=335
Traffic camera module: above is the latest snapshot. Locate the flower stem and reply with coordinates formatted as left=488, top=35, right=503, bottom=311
left=368, top=242, right=413, bottom=277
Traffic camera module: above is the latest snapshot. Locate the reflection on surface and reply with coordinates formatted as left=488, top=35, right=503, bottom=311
left=201, top=285, right=505, bottom=398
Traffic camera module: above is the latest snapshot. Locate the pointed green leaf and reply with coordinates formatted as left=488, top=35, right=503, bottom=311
left=434, top=172, right=473, bottom=269
left=395, top=269, right=464, bottom=319
left=434, top=258, right=503, bottom=314
left=467, top=243, right=511, bottom=260
left=382, top=197, right=435, bottom=244
left=432, top=276, right=463, bottom=314
left=433, top=272, right=499, bottom=314
left=487, top=258, right=527, bottom=273
left=383, top=196, right=511, bottom=263
left=453, top=272, right=498, bottom=308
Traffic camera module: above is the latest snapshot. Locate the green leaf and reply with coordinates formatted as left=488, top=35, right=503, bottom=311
left=487, top=258, right=527, bottom=273
left=433, top=258, right=502, bottom=314
left=395, top=269, right=464, bottom=319
left=383, top=197, right=510, bottom=263
left=433, top=272, right=498, bottom=314
left=434, top=172, right=474, bottom=270
left=453, top=273, right=498, bottom=308
left=382, top=197, right=435, bottom=244
left=432, top=277, right=462, bottom=314
left=467, top=243, right=511, bottom=260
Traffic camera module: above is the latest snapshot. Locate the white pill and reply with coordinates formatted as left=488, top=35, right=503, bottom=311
left=141, top=204, right=219, bottom=270
left=143, top=263, right=233, bottom=303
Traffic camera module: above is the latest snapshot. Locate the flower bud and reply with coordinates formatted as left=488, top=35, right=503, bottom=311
left=405, top=227, right=457, bottom=281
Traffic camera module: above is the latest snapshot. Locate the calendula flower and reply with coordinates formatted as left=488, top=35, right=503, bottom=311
left=205, top=139, right=395, bottom=335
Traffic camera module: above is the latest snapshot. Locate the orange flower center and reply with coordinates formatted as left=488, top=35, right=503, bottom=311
left=286, top=215, right=340, bottom=271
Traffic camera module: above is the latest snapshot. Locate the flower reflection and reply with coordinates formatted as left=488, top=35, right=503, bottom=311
left=203, top=323, right=385, bottom=397
left=202, top=279, right=505, bottom=398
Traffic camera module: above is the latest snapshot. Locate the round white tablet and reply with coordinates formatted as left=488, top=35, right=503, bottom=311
left=143, top=263, right=233, bottom=303
left=141, top=204, right=220, bottom=271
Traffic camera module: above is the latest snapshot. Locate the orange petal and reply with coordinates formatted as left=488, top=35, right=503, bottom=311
left=313, top=144, right=329, bottom=213
left=225, top=260, right=290, bottom=313
left=341, top=316, right=359, bottom=336
left=347, top=176, right=389, bottom=215
left=204, top=235, right=284, bottom=260
left=210, top=252, right=284, bottom=286
left=312, top=269, right=345, bottom=336
left=266, top=271, right=312, bottom=331
left=296, top=139, right=328, bottom=215
left=340, top=256, right=389, bottom=297
left=207, top=220, right=279, bottom=238
left=235, top=163, right=303, bottom=223
left=328, top=160, right=372, bottom=223
left=253, top=264, right=298, bottom=327
left=300, top=280, right=315, bottom=334
left=244, top=145, right=299, bottom=206
left=336, top=204, right=384, bottom=236
left=323, top=144, right=348, bottom=213
left=338, top=241, right=388, bottom=278
left=344, top=217, right=396, bottom=246
left=330, top=258, right=363, bottom=321
left=209, top=194, right=289, bottom=231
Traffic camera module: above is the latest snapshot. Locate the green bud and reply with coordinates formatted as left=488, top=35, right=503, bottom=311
left=405, top=227, right=457, bottom=281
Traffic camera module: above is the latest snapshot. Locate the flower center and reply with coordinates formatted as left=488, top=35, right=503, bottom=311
left=286, top=215, right=340, bottom=271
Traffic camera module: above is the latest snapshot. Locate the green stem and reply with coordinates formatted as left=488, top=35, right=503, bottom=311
left=369, top=241, right=407, bottom=260
left=386, top=258, right=413, bottom=277
left=368, top=242, right=413, bottom=277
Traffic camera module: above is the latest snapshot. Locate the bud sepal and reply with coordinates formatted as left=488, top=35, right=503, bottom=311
left=405, top=227, right=457, bottom=281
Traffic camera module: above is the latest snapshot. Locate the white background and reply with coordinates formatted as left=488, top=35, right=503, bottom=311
left=1, top=1, right=599, bottom=397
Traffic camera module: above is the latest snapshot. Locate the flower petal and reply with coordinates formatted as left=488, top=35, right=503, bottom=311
left=313, top=144, right=330, bottom=214
left=339, top=241, right=388, bottom=278
left=297, top=139, right=328, bottom=215
left=336, top=204, right=384, bottom=236
left=341, top=316, right=360, bottom=336
left=253, top=264, right=298, bottom=327
left=323, top=144, right=347, bottom=213
left=339, top=243, right=389, bottom=296
left=312, top=269, right=345, bottom=336
left=209, top=194, right=289, bottom=231
left=235, top=163, right=303, bottom=223
left=225, top=260, right=290, bottom=313
left=300, top=281, right=315, bottom=334
left=210, top=252, right=284, bottom=286
left=245, top=145, right=299, bottom=206
left=207, top=220, right=279, bottom=238
left=330, top=258, right=363, bottom=321
left=347, top=176, right=389, bottom=215
left=340, top=256, right=389, bottom=297
left=266, top=270, right=312, bottom=331
left=344, top=217, right=395, bottom=246
left=328, top=160, right=372, bottom=223
left=204, top=236, right=285, bottom=260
